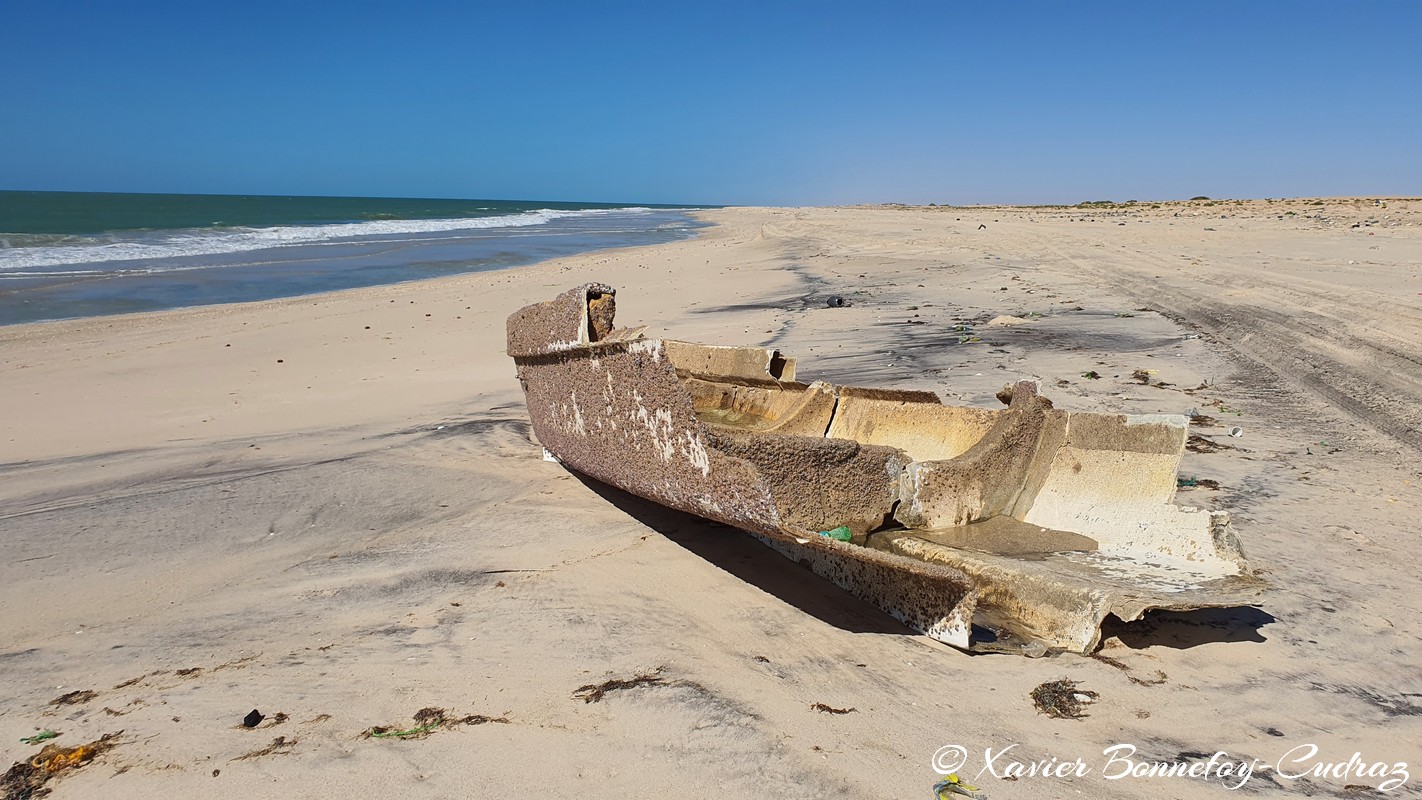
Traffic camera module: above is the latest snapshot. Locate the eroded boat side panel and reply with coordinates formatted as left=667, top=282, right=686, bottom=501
left=515, top=338, right=783, bottom=535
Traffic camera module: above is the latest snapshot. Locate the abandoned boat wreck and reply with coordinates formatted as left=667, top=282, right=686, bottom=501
left=507, top=283, right=1260, bottom=655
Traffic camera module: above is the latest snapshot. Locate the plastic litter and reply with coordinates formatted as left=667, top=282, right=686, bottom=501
left=818, top=526, right=853, bottom=542
left=825, top=295, right=848, bottom=308
left=934, top=772, right=987, bottom=799
left=367, top=721, right=441, bottom=739
left=1228, top=427, right=1244, bottom=438
left=19, top=731, right=58, bottom=745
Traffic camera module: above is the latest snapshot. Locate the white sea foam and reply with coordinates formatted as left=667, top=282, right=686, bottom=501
left=0, top=207, right=654, bottom=271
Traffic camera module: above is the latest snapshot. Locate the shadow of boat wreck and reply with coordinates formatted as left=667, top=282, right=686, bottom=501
left=574, top=470, right=1273, bottom=652
left=1102, top=606, right=1276, bottom=650
left=571, top=471, right=918, bottom=638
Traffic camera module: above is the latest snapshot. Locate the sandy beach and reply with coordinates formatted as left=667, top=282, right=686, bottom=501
left=3, top=200, right=1420, bottom=797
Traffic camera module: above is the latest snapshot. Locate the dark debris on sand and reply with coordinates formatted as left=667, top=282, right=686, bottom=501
left=232, top=736, right=296, bottom=761
left=48, top=690, right=96, bottom=707
left=1091, top=654, right=1169, bottom=686
left=362, top=707, right=510, bottom=740
left=573, top=673, right=667, bottom=704
left=1186, top=433, right=1235, bottom=453
left=1031, top=679, right=1099, bottom=719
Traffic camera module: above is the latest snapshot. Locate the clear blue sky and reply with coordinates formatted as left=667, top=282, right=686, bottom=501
left=3, top=1, right=1418, bottom=205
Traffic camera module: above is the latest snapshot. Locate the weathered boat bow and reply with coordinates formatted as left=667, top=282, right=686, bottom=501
left=508, top=284, right=1260, bottom=655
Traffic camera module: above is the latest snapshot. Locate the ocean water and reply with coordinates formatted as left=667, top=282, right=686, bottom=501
left=0, top=191, right=707, bottom=325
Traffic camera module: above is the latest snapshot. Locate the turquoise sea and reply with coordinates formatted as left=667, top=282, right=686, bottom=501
left=0, top=191, right=706, bottom=325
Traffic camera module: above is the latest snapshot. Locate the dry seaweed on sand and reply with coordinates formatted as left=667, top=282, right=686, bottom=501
left=1091, top=654, right=1169, bottom=686
left=362, top=707, right=510, bottom=740
left=48, top=690, right=95, bottom=706
left=3, top=732, right=121, bottom=800
left=232, top=736, right=296, bottom=761
left=1186, top=434, right=1234, bottom=453
left=1031, top=679, right=1099, bottom=719
left=810, top=703, right=856, bottom=715
left=573, top=673, right=666, bottom=704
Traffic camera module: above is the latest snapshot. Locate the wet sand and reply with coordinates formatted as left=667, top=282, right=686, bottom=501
left=3, top=199, right=1420, bottom=798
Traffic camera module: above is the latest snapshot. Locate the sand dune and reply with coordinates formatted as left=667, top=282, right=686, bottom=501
left=3, top=200, right=1420, bottom=798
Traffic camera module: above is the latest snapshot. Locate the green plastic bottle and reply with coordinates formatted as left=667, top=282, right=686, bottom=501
left=819, top=525, right=852, bottom=542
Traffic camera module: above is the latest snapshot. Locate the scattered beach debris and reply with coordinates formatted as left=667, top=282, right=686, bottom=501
left=1187, top=411, right=1219, bottom=427
left=1092, top=654, right=1169, bottom=686
left=102, top=707, right=131, bottom=717
left=242, top=710, right=264, bottom=728
left=1131, top=671, right=1169, bottom=686
left=362, top=707, right=509, bottom=740
left=825, top=295, right=849, bottom=308
left=18, top=732, right=58, bottom=746
left=48, top=690, right=95, bottom=707
left=1030, top=679, right=1099, bottom=719
left=1177, top=476, right=1221, bottom=490
left=934, top=772, right=987, bottom=799
left=818, top=525, right=852, bottom=542
left=573, top=672, right=666, bottom=703
left=3, top=732, right=121, bottom=799
left=948, top=322, right=982, bottom=343
left=212, top=654, right=260, bottom=673
left=1081, top=370, right=1101, bottom=380
left=1228, top=426, right=1244, bottom=438
left=1186, top=434, right=1233, bottom=454
left=232, top=736, right=296, bottom=761
left=810, top=703, right=856, bottom=715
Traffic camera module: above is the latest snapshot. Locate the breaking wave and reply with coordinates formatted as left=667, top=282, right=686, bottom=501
left=0, top=207, right=653, bottom=271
